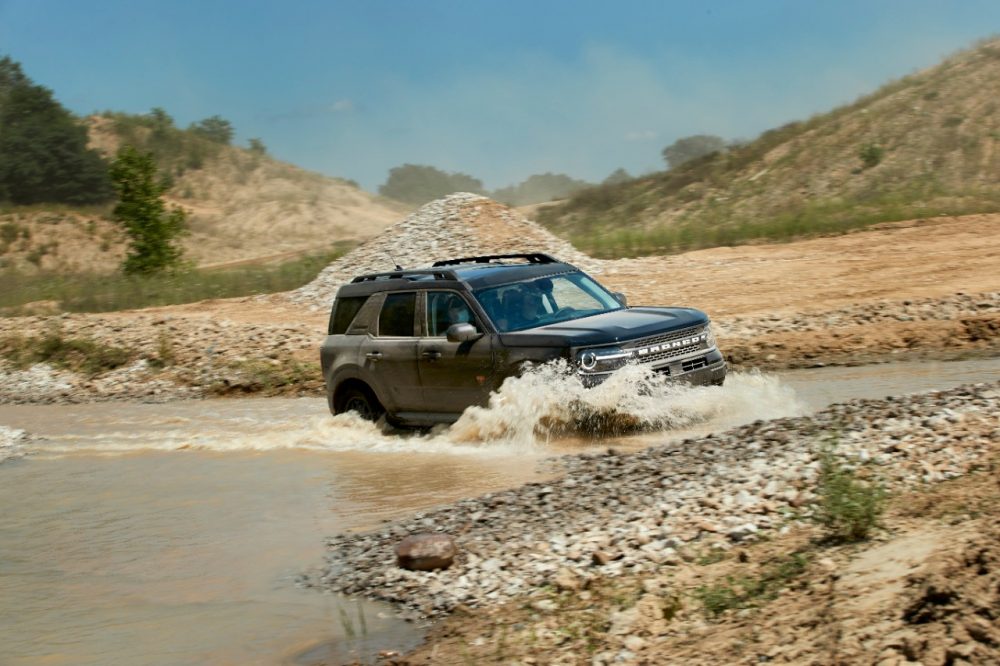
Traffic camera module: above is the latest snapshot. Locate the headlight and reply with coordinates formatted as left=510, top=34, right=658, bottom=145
left=705, top=324, right=716, bottom=348
left=576, top=347, right=630, bottom=374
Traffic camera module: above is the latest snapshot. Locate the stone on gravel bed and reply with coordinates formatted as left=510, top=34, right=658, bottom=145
left=312, top=381, right=1000, bottom=620
left=0, top=425, right=31, bottom=464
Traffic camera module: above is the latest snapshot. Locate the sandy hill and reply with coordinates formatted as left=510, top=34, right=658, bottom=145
left=539, top=37, right=1000, bottom=257
left=0, top=117, right=405, bottom=274
left=292, top=193, right=601, bottom=307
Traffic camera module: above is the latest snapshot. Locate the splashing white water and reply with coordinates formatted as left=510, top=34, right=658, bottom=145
left=24, top=363, right=805, bottom=458
left=448, top=361, right=805, bottom=444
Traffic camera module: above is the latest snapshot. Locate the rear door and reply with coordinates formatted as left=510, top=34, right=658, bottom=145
left=363, top=292, right=422, bottom=412
left=416, top=290, right=495, bottom=414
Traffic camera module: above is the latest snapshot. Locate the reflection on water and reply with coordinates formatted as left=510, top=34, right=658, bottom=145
left=0, top=356, right=997, bottom=664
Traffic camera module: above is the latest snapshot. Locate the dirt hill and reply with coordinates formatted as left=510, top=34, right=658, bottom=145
left=539, top=37, right=1000, bottom=257
left=0, top=117, right=406, bottom=274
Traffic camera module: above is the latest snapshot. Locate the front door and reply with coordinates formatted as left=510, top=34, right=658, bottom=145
left=416, top=291, right=495, bottom=414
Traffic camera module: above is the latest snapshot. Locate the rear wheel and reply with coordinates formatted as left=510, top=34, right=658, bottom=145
left=336, top=386, right=385, bottom=421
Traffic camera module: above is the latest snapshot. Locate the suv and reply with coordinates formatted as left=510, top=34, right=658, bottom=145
left=321, top=253, right=726, bottom=425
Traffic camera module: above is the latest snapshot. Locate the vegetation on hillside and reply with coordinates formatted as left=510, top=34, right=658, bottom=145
left=0, top=56, right=113, bottom=205
left=378, top=164, right=486, bottom=204
left=110, top=145, right=188, bottom=274
left=0, top=245, right=351, bottom=315
left=98, top=108, right=239, bottom=184
left=538, top=37, right=1000, bottom=258
left=492, top=172, right=592, bottom=206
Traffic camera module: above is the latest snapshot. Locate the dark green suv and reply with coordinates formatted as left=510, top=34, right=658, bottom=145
left=320, top=254, right=726, bottom=425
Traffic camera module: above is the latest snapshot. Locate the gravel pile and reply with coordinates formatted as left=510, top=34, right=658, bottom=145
left=291, top=193, right=602, bottom=309
left=713, top=292, right=999, bottom=337
left=313, top=381, right=1000, bottom=619
left=0, top=425, right=30, bottom=464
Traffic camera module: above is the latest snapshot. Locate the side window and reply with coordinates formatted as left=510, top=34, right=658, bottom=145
left=377, top=293, right=416, bottom=337
left=328, top=296, right=368, bottom=335
left=427, top=291, right=477, bottom=337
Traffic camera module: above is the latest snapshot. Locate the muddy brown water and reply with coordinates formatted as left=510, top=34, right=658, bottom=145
left=1, top=358, right=998, bottom=665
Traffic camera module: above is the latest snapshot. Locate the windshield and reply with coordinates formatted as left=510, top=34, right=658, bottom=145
left=473, top=271, right=623, bottom=333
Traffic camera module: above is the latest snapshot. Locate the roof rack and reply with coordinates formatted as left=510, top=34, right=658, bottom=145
left=432, top=253, right=559, bottom=267
left=350, top=268, right=459, bottom=283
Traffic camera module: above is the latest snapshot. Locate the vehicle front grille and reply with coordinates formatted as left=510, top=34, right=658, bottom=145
left=682, top=356, right=709, bottom=373
left=624, top=325, right=707, bottom=365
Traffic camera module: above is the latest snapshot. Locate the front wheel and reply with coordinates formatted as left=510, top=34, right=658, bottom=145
left=337, top=386, right=385, bottom=421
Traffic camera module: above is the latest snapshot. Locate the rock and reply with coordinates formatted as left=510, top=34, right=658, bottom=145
left=552, top=568, right=581, bottom=591
left=592, top=550, right=615, bottom=566
left=394, top=533, right=456, bottom=571
left=623, top=635, right=646, bottom=651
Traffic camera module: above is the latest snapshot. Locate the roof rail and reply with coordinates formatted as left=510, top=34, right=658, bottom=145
left=350, top=268, right=458, bottom=283
left=432, top=253, right=559, bottom=267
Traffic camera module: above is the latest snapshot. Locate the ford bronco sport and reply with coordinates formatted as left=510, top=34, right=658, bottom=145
left=320, top=253, right=726, bottom=425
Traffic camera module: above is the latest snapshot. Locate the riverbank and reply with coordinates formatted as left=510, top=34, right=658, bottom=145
left=399, top=449, right=1000, bottom=665
left=307, top=381, right=999, bottom=663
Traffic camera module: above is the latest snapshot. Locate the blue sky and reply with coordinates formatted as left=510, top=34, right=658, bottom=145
left=2, top=1, right=999, bottom=191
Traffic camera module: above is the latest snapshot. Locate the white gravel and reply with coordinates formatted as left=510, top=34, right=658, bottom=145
left=290, top=193, right=602, bottom=309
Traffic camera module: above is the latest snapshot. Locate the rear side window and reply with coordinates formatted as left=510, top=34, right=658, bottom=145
left=378, top=293, right=416, bottom=337
left=328, top=296, right=368, bottom=335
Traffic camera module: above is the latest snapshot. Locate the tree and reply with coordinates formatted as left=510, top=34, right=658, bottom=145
left=188, top=115, right=233, bottom=144
left=0, top=56, right=113, bottom=204
left=491, top=173, right=593, bottom=206
left=602, top=168, right=632, bottom=186
left=378, top=164, right=485, bottom=204
left=248, top=137, right=267, bottom=155
left=109, top=145, right=187, bottom=274
left=661, top=134, right=727, bottom=169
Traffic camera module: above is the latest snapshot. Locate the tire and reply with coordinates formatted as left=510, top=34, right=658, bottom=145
left=336, top=386, right=385, bottom=421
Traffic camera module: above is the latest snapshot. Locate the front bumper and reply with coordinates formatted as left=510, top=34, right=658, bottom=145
left=580, top=347, right=727, bottom=387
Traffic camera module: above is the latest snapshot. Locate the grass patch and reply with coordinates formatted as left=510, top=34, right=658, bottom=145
left=208, top=358, right=317, bottom=395
left=0, top=331, right=132, bottom=375
left=813, top=449, right=886, bottom=543
left=563, top=184, right=1000, bottom=258
left=695, top=551, right=811, bottom=619
left=0, top=245, right=351, bottom=314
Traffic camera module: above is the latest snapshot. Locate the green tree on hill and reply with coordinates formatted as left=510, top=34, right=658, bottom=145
left=109, top=145, right=187, bottom=274
left=661, top=134, right=727, bottom=169
left=188, top=115, right=234, bottom=144
left=0, top=56, right=113, bottom=205
left=492, top=172, right=593, bottom=206
left=378, top=164, right=485, bottom=205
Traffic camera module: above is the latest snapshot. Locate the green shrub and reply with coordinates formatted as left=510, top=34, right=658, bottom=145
left=0, top=222, right=20, bottom=243
left=0, top=332, right=131, bottom=375
left=695, top=552, right=810, bottom=618
left=814, top=450, right=886, bottom=542
left=858, top=143, right=884, bottom=169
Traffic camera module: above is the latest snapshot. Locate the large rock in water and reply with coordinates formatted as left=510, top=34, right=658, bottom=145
left=394, top=533, right=457, bottom=571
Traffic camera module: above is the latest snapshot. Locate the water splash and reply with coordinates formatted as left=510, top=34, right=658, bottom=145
left=448, top=361, right=806, bottom=444
left=23, top=363, right=805, bottom=458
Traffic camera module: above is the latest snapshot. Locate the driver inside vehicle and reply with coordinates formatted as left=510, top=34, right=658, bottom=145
left=447, top=298, right=472, bottom=326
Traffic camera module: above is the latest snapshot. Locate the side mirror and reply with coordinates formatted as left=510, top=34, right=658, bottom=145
left=613, top=292, right=628, bottom=307
left=446, top=322, right=482, bottom=343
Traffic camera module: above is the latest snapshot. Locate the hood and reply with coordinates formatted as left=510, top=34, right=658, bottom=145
left=498, top=307, right=709, bottom=348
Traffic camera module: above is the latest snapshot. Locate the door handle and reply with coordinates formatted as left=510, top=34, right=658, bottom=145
left=365, top=351, right=383, bottom=361
left=421, top=350, right=442, bottom=360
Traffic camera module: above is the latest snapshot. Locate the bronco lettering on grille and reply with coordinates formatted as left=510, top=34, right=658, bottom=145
left=629, top=332, right=708, bottom=358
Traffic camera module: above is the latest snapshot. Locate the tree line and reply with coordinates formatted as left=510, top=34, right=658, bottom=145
left=0, top=56, right=266, bottom=274
left=376, top=135, right=734, bottom=207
